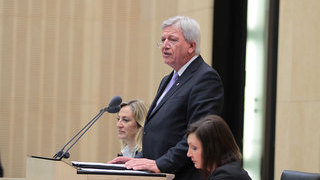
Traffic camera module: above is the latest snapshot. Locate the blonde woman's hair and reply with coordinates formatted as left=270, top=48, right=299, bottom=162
left=119, top=99, right=147, bottom=152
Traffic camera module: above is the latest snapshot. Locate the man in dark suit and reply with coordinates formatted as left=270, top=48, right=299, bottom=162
left=109, top=16, right=224, bottom=180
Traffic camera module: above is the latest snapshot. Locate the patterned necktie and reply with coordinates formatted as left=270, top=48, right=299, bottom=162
left=155, top=72, right=179, bottom=108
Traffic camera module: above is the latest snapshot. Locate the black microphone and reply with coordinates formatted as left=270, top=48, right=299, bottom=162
left=105, top=95, right=122, bottom=113
left=53, top=95, right=122, bottom=160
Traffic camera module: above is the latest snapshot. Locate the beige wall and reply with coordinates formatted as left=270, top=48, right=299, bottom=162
left=0, top=0, right=214, bottom=178
left=3, top=0, right=319, bottom=179
left=275, top=0, right=320, bottom=179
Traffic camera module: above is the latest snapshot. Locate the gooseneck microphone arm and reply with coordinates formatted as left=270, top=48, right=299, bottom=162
left=59, top=108, right=105, bottom=160
left=53, top=109, right=105, bottom=160
left=53, top=95, right=122, bottom=160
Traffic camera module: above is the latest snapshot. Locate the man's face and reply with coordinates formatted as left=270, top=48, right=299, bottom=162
left=160, top=26, right=195, bottom=71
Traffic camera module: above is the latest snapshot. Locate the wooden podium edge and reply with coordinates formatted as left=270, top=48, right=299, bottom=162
left=26, top=156, right=174, bottom=180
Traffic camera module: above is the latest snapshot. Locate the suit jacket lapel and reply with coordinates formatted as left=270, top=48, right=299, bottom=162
left=155, top=57, right=202, bottom=109
left=146, top=73, right=172, bottom=120
left=146, top=56, right=204, bottom=121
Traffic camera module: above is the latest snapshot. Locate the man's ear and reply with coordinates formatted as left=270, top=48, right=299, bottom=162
left=188, top=42, right=196, bottom=54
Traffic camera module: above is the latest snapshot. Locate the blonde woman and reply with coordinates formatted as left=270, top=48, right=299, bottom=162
left=116, top=99, right=147, bottom=157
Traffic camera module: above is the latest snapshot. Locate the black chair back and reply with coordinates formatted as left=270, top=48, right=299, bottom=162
left=281, top=170, right=320, bottom=180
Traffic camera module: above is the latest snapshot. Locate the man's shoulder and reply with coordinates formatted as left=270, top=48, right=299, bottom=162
left=191, top=56, right=217, bottom=72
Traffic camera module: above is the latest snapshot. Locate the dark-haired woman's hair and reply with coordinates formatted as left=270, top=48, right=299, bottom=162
left=187, top=115, right=241, bottom=177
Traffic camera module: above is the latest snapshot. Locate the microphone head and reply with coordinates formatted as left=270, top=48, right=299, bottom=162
left=108, top=95, right=122, bottom=107
left=106, top=106, right=121, bottom=113
left=106, top=95, right=122, bottom=113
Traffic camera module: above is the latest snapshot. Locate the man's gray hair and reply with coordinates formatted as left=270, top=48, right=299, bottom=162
left=161, top=16, right=201, bottom=55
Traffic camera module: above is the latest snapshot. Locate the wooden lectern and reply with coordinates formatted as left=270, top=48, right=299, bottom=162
left=26, top=156, right=174, bottom=180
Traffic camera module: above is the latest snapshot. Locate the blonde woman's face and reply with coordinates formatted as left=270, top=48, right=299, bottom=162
left=117, top=105, right=139, bottom=143
left=187, top=133, right=203, bottom=169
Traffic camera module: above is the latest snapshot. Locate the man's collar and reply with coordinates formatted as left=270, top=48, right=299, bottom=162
left=175, top=55, right=199, bottom=76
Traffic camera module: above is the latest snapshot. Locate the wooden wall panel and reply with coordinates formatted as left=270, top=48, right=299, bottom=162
left=275, top=0, right=320, bottom=179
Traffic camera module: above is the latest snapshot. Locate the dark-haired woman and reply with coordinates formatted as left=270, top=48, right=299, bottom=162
left=187, top=115, right=252, bottom=180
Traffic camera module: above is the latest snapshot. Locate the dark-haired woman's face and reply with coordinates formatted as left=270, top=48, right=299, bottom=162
left=187, top=133, right=203, bottom=169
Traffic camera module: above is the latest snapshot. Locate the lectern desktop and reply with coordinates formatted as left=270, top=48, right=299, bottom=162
left=26, top=156, right=174, bottom=180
